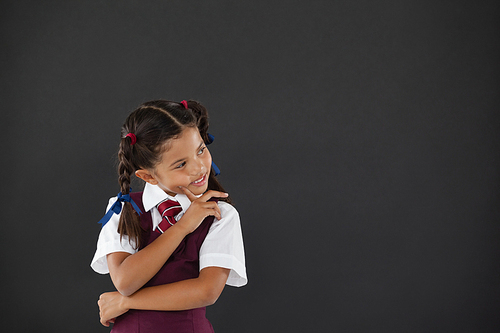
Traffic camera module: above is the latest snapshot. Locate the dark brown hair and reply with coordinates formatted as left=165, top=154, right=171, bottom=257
left=117, top=99, right=230, bottom=248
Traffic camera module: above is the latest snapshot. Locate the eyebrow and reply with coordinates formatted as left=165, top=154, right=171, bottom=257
left=168, top=141, right=205, bottom=168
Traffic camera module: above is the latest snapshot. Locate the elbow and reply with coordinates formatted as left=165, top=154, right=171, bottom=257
left=202, top=286, right=223, bottom=306
left=118, top=288, right=135, bottom=298
left=116, top=284, right=134, bottom=297
left=197, top=267, right=230, bottom=306
left=113, top=278, right=137, bottom=297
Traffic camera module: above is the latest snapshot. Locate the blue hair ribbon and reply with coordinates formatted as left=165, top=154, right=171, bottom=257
left=207, top=133, right=215, bottom=144
left=211, top=162, right=220, bottom=176
left=207, top=133, right=220, bottom=176
left=98, top=191, right=143, bottom=228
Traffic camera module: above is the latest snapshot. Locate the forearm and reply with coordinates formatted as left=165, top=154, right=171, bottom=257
left=122, top=267, right=230, bottom=312
left=109, top=224, right=190, bottom=296
left=99, top=276, right=212, bottom=326
left=126, top=278, right=209, bottom=311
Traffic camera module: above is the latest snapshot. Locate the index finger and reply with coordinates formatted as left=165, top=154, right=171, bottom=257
left=178, top=187, right=228, bottom=202
left=198, top=190, right=229, bottom=202
left=178, top=186, right=197, bottom=202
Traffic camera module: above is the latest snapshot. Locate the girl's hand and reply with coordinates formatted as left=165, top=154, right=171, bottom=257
left=98, top=291, right=129, bottom=327
left=176, top=186, right=228, bottom=234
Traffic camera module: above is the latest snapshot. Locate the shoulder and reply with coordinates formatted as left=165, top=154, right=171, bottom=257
left=208, top=201, right=241, bottom=234
left=91, top=196, right=137, bottom=273
left=102, top=196, right=121, bottom=229
left=217, top=201, right=240, bottom=220
left=106, top=196, right=118, bottom=207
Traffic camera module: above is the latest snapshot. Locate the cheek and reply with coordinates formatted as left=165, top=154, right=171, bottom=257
left=158, top=172, right=181, bottom=185
left=160, top=175, right=187, bottom=193
left=205, top=158, right=212, bottom=172
left=205, top=151, right=213, bottom=166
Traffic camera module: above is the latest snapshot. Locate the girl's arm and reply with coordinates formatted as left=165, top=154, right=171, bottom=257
left=108, top=190, right=228, bottom=296
left=98, top=266, right=230, bottom=327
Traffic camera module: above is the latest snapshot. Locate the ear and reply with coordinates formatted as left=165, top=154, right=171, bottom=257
left=135, top=169, right=158, bottom=185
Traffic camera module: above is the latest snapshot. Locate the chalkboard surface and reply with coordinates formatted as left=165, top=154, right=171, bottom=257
left=2, top=1, right=499, bottom=332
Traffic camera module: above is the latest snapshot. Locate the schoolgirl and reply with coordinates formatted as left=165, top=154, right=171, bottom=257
left=91, top=100, right=247, bottom=332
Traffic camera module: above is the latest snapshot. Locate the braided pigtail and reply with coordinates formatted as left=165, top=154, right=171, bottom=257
left=186, top=100, right=232, bottom=204
left=117, top=133, right=143, bottom=248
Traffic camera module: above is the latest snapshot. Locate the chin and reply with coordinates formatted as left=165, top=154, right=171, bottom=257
left=189, top=187, right=207, bottom=195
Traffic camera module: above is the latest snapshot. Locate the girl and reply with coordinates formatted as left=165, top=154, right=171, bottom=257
left=91, top=100, right=247, bottom=332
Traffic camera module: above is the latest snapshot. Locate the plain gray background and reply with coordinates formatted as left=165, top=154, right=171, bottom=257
left=2, top=1, right=499, bottom=332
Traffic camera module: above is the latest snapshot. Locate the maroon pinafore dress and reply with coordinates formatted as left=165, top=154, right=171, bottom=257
left=111, top=192, right=216, bottom=333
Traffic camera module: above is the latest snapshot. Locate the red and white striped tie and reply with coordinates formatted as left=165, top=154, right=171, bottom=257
left=156, top=199, right=182, bottom=234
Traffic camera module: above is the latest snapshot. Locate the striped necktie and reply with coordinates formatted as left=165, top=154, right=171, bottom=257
left=156, top=199, right=182, bottom=234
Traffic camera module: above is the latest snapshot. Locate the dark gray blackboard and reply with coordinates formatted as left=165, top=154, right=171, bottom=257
left=2, top=1, right=499, bottom=332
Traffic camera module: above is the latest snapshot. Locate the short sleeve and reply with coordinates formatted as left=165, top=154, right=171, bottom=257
left=90, top=197, right=138, bottom=274
left=199, top=202, right=247, bottom=287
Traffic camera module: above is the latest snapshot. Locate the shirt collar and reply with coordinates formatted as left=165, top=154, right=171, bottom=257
left=142, top=182, right=192, bottom=213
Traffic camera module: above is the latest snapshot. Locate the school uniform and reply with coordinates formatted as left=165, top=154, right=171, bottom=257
left=91, top=182, right=247, bottom=332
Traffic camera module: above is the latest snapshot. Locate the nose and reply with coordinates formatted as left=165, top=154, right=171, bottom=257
left=189, top=157, right=206, bottom=176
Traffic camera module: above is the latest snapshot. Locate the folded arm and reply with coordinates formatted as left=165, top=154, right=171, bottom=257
left=98, top=266, right=230, bottom=327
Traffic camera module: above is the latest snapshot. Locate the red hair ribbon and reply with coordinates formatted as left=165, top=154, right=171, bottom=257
left=126, top=133, right=137, bottom=145
left=180, top=100, right=188, bottom=109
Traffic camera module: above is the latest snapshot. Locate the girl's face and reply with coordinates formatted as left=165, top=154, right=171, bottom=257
left=135, top=127, right=212, bottom=196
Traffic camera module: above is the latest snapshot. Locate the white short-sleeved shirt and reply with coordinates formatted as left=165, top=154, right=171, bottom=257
left=90, top=183, right=247, bottom=287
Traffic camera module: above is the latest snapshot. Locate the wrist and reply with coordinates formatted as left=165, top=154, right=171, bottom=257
left=171, top=219, right=193, bottom=235
left=121, top=293, right=132, bottom=312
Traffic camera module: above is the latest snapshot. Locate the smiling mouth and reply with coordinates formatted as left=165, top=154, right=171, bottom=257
left=191, top=174, right=207, bottom=186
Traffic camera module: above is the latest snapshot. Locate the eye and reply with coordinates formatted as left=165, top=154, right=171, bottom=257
left=198, top=146, right=206, bottom=155
left=176, top=161, right=186, bottom=169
